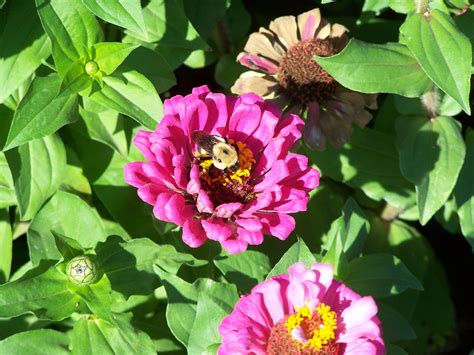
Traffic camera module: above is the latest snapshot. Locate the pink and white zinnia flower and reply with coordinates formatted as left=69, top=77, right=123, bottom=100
left=124, top=86, right=319, bottom=254
left=219, top=263, right=385, bottom=354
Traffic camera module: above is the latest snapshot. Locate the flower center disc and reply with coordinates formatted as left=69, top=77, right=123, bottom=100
left=278, top=39, right=338, bottom=105
left=197, top=140, right=257, bottom=206
left=267, top=304, right=339, bottom=355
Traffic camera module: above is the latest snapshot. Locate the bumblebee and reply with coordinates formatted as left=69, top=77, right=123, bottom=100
left=192, top=130, right=239, bottom=171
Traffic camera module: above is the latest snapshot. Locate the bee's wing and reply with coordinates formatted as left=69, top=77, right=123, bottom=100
left=191, top=130, right=224, bottom=155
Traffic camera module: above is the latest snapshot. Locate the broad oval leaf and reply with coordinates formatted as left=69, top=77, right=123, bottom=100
left=28, top=191, right=107, bottom=265
left=0, top=329, right=70, bottom=355
left=89, top=71, right=162, bottom=129
left=400, top=10, right=472, bottom=114
left=341, top=254, right=423, bottom=298
left=96, top=236, right=205, bottom=299
left=454, top=130, right=474, bottom=250
left=0, top=261, right=85, bottom=320
left=5, top=75, right=79, bottom=149
left=396, top=116, right=466, bottom=225
left=187, top=282, right=238, bottom=354
left=81, top=0, right=148, bottom=41
left=214, top=250, right=271, bottom=293
left=307, top=127, right=416, bottom=209
left=71, top=313, right=155, bottom=355
left=314, top=40, right=432, bottom=98
left=5, top=134, right=67, bottom=221
left=0, top=0, right=51, bottom=103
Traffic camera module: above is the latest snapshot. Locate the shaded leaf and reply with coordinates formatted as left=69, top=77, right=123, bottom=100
left=454, top=130, right=474, bottom=250
left=396, top=116, right=465, bottom=225
left=0, top=0, right=51, bottom=103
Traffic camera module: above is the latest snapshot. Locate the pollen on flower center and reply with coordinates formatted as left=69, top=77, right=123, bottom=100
left=278, top=39, right=338, bottom=105
left=196, top=140, right=257, bottom=206
left=267, top=303, right=339, bottom=355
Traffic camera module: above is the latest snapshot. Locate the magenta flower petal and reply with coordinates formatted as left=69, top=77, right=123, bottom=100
left=218, top=262, right=385, bottom=354
left=182, top=220, right=206, bottom=248
left=124, top=86, right=319, bottom=253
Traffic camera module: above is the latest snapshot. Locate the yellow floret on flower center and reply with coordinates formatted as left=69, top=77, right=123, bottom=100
left=285, top=303, right=337, bottom=351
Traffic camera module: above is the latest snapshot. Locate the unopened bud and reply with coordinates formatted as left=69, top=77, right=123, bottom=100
left=66, top=255, right=97, bottom=286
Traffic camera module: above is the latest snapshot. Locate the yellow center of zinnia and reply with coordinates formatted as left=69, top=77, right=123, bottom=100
left=196, top=140, right=257, bottom=206
left=267, top=303, right=339, bottom=354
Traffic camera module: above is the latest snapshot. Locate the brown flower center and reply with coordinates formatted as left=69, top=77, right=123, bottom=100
left=196, top=140, right=257, bottom=206
left=278, top=39, right=338, bottom=105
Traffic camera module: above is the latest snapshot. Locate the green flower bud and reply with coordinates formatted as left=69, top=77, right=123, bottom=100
left=66, top=255, right=97, bottom=286
left=84, top=61, right=99, bottom=76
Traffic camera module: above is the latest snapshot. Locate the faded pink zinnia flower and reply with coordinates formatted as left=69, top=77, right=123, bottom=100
left=232, top=8, right=377, bottom=150
left=124, top=86, right=319, bottom=254
left=219, top=262, right=385, bottom=354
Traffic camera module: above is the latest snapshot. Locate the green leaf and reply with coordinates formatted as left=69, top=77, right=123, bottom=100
left=79, top=99, right=128, bottom=156
left=341, top=254, right=423, bottom=298
left=396, top=116, right=466, bottom=225
left=5, top=75, right=79, bottom=149
left=91, top=42, right=138, bottom=76
left=266, top=238, right=316, bottom=279
left=367, top=219, right=455, bottom=353
left=214, top=250, right=271, bottom=293
left=362, top=0, right=389, bottom=15
left=52, top=232, right=85, bottom=261
left=89, top=71, right=162, bottom=129
left=96, top=236, right=205, bottom=299
left=323, top=198, right=369, bottom=260
left=36, top=0, right=103, bottom=77
left=93, top=157, right=157, bottom=237
left=81, top=0, right=148, bottom=41
left=0, top=152, right=16, bottom=208
left=123, top=0, right=208, bottom=69
left=0, top=329, right=70, bottom=354
left=295, top=181, right=347, bottom=249
left=0, top=0, right=51, bottom=103
left=5, top=134, right=67, bottom=221
left=28, top=191, right=107, bottom=265
left=400, top=10, right=472, bottom=114
left=0, top=260, right=85, bottom=320
left=306, top=127, right=416, bottom=209
left=215, top=53, right=247, bottom=89
left=118, top=47, right=176, bottom=93
left=0, top=209, right=12, bottom=283
left=454, top=130, right=474, bottom=250
left=314, top=40, right=432, bottom=98
left=71, top=313, right=155, bottom=355
left=378, top=302, right=416, bottom=342
left=154, top=269, right=215, bottom=346
left=386, top=344, right=409, bottom=355
left=58, top=61, right=92, bottom=98
left=183, top=0, right=229, bottom=40
left=187, top=282, right=238, bottom=354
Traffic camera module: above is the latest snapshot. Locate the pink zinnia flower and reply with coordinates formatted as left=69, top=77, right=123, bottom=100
left=219, top=262, right=385, bottom=354
left=124, top=86, right=320, bottom=254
